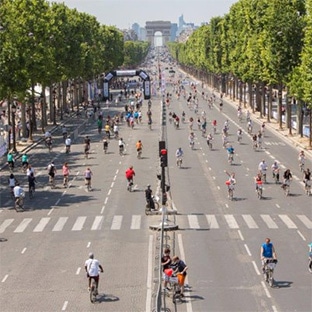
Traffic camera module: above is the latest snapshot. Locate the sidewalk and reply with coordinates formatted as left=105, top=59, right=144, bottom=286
left=0, top=108, right=88, bottom=172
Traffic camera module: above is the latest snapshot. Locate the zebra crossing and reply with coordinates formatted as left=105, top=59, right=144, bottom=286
left=0, top=213, right=311, bottom=235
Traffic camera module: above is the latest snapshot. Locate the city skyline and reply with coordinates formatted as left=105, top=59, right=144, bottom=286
left=48, top=0, right=238, bottom=29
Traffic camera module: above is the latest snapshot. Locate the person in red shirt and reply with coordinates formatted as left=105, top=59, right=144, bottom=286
left=125, top=166, right=135, bottom=191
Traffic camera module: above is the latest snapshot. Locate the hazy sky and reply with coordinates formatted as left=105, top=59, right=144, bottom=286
left=48, top=0, right=238, bottom=29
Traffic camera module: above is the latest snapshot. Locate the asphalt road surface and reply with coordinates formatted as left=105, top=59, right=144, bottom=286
left=0, top=62, right=311, bottom=312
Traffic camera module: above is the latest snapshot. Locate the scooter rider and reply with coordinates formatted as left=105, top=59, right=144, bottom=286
left=65, top=136, right=71, bottom=153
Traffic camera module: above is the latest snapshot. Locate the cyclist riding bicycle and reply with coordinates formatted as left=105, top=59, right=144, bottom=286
left=21, top=153, right=29, bottom=168
left=136, top=140, right=143, bottom=152
left=47, top=161, right=56, bottom=185
left=175, top=147, right=183, bottom=161
left=298, top=150, right=305, bottom=170
left=7, top=151, right=15, bottom=169
left=84, top=167, right=93, bottom=189
left=62, top=162, right=70, bottom=186
left=281, top=169, right=292, bottom=189
left=254, top=172, right=263, bottom=191
left=258, top=160, right=268, bottom=180
left=8, top=173, right=17, bottom=191
left=125, top=166, right=135, bottom=190
left=84, top=136, right=91, bottom=150
left=271, top=161, right=280, bottom=181
left=65, top=136, right=71, bottom=152
left=303, top=168, right=311, bottom=187
left=260, top=238, right=277, bottom=273
left=28, top=172, right=36, bottom=193
left=13, top=183, right=24, bottom=209
left=85, top=253, right=104, bottom=293
left=118, top=138, right=125, bottom=154
left=226, top=145, right=235, bottom=162
left=104, top=123, right=110, bottom=138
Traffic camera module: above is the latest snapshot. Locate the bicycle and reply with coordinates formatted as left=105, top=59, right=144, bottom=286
left=304, top=180, right=311, bottom=196
left=226, top=181, right=235, bottom=200
left=137, top=149, right=142, bottom=159
left=282, top=180, right=291, bottom=196
left=299, top=162, right=305, bottom=172
left=119, top=145, right=124, bottom=156
left=63, top=175, right=69, bottom=188
left=176, top=157, right=183, bottom=168
left=29, top=185, right=35, bottom=199
left=84, top=146, right=90, bottom=159
left=263, top=258, right=277, bottom=287
left=272, top=169, right=280, bottom=184
left=256, top=181, right=263, bottom=199
left=228, top=153, right=234, bottom=165
left=49, top=175, right=56, bottom=189
left=163, top=270, right=184, bottom=304
left=260, top=170, right=267, bottom=184
left=15, top=194, right=25, bottom=211
left=89, top=276, right=99, bottom=303
left=127, top=179, right=133, bottom=192
left=85, top=179, right=92, bottom=192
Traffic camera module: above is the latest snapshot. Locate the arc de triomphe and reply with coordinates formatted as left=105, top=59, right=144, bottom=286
left=145, top=21, right=171, bottom=46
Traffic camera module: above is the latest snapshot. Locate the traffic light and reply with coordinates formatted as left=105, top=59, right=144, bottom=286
left=160, top=149, right=168, bottom=167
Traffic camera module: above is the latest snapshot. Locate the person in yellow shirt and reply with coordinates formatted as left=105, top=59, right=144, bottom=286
left=104, top=123, right=110, bottom=139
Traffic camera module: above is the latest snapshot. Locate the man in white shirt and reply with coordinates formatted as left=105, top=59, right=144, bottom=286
left=85, top=253, right=104, bottom=292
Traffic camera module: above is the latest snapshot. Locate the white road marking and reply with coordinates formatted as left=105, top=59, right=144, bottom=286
left=246, top=167, right=250, bottom=171
left=188, top=215, right=200, bottom=229
left=0, top=219, right=14, bottom=233
left=72, top=216, right=87, bottom=231
left=91, top=216, right=104, bottom=230
left=280, top=164, right=286, bottom=169
left=208, top=167, right=211, bottom=171
left=104, top=197, right=108, bottom=204
left=213, top=176, right=216, bottom=180
left=52, top=217, right=68, bottom=232
left=224, top=215, right=239, bottom=229
left=107, top=189, right=111, bottom=196
left=55, top=199, right=60, bottom=206
left=61, top=301, right=68, bottom=311
left=272, top=305, right=278, bottom=312
left=21, top=248, right=27, bottom=254
left=297, top=230, right=306, bottom=241
left=111, top=182, right=114, bottom=188
left=33, top=218, right=51, bottom=232
left=76, top=171, right=79, bottom=175
left=261, top=215, right=278, bottom=229
left=101, top=206, right=105, bottom=214
left=113, top=175, right=117, bottom=181
left=252, top=261, right=260, bottom=275
left=111, top=215, right=123, bottom=230
left=217, top=186, right=220, bottom=190
left=76, top=267, right=81, bottom=275
left=261, top=281, right=271, bottom=298
left=279, top=215, right=297, bottom=229
left=2, top=274, right=8, bottom=283
left=242, top=215, right=258, bottom=229
left=238, top=230, right=244, bottom=241
left=115, top=169, right=119, bottom=175
left=62, top=190, right=67, bottom=196
left=297, top=215, right=312, bottom=229
left=47, top=207, right=54, bottom=216
left=244, top=244, right=251, bottom=256
left=225, top=203, right=229, bottom=208
left=275, top=204, right=280, bottom=209
left=293, top=175, right=300, bottom=181
left=130, top=215, right=141, bottom=230
left=87, top=242, right=91, bottom=248
left=206, top=215, right=219, bottom=228
left=14, top=218, right=32, bottom=233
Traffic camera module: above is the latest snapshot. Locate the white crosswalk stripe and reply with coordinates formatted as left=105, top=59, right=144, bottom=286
left=33, top=217, right=51, bottom=232
left=242, top=215, right=259, bottom=229
left=91, top=216, right=104, bottom=230
left=72, top=216, right=86, bottom=231
left=14, top=218, right=32, bottom=233
left=188, top=215, right=200, bottom=229
left=52, top=217, right=68, bottom=232
left=224, top=214, right=239, bottom=229
left=111, top=215, right=123, bottom=230
left=279, top=215, right=297, bottom=229
left=260, top=215, right=278, bottom=229
left=297, top=215, right=312, bottom=229
left=130, top=215, right=141, bottom=230
left=0, top=213, right=311, bottom=234
left=0, top=219, right=14, bottom=233
left=206, top=215, right=219, bottom=229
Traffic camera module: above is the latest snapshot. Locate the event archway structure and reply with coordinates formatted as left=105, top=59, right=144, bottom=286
left=103, top=69, right=151, bottom=101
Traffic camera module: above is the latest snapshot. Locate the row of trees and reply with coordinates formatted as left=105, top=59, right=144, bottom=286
left=0, top=0, right=149, bottom=142
left=168, top=0, right=311, bottom=143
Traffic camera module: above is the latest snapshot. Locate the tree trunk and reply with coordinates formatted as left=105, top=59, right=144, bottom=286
left=278, top=84, right=283, bottom=129
left=248, top=81, right=253, bottom=113
left=267, top=85, right=272, bottom=123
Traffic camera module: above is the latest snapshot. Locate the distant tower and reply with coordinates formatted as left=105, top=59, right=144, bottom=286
left=178, top=14, right=186, bottom=34
left=132, top=23, right=140, bottom=38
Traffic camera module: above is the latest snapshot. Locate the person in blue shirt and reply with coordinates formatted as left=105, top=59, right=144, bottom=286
left=260, top=238, right=277, bottom=272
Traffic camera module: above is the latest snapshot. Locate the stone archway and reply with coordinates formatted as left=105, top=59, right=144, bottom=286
left=145, top=21, right=171, bottom=47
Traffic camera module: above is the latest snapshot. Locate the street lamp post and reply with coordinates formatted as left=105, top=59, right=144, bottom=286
left=11, top=100, right=17, bottom=153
